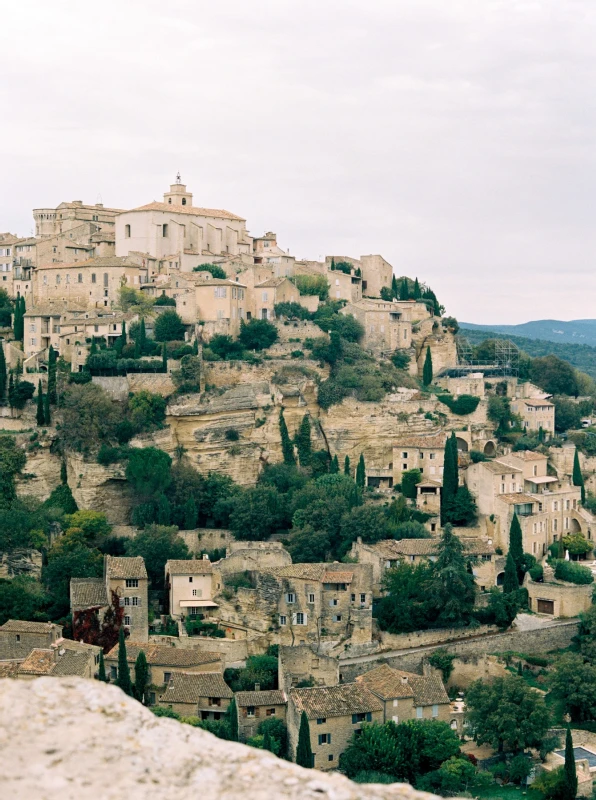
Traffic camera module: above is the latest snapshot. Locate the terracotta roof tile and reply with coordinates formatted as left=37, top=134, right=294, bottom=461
left=0, top=620, right=60, bottom=634
left=165, top=559, right=213, bottom=575
left=105, top=556, right=147, bottom=580
left=235, top=690, right=286, bottom=707
left=160, top=671, right=233, bottom=704
left=70, top=578, right=109, bottom=609
left=273, top=564, right=328, bottom=581
left=0, top=662, right=19, bottom=678
left=479, top=461, right=522, bottom=474
left=36, top=256, right=143, bottom=271
left=290, top=683, right=383, bottom=719
left=105, top=643, right=221, bottom=668
left=357, top=664, right=449, bottom=706
left=321, top=571, right=353, bottom=584
left=394, top=434, right=447, bottom=449
left=498, top=493, right=536, bottom=504
left=368, top=537, right=495, bottom=558
left=18, top=649, right=55, bottom=675
left=130, top=202, right=245, bottom=222
left=51, top=649, right=91, bottom=677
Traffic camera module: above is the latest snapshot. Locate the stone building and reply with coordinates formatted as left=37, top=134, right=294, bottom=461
left=393, top=433, right=447, bottom=485
left=16, top=646, right=96, bottom=681
left=272, top=563, right=373, bottom=647
left=278, top=645, right=340, bottom=693
left=164, top=557, right=217, bottom=620
left=33, top=200, right=123, bottom=239
left=158, top=671, right=233, bottom=719
left=355, top=663, right=451, bottom=724
left=252, top=232, right=296, bottom=275
left=287, top=683, right=383, bottom=770
left=167, top=272, right=247, bottom=337
left=0, top=619, right=63, bottom=661
left=510, top=397, right=555, bottom=437
left=340, top=297, right=430, bottom=354
left=525, top=563, right=594, bottom=617
left=235, top=689, right=287, bottom=741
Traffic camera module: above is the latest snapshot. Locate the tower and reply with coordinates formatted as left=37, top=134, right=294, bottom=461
left=163, top=173, right=193, bottom=207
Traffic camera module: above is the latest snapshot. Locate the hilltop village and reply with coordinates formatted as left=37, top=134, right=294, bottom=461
left=4, top=178, right=596, bottom=792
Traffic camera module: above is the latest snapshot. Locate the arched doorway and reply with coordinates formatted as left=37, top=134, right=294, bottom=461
left=496, top=572, right=505, bottom=586
left=483, top=440, right=496, bottom=457
left=456, top=437, right=469, bottom=452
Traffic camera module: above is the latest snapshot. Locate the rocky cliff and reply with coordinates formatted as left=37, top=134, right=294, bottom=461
left=0, top=677, right=442, bottom=800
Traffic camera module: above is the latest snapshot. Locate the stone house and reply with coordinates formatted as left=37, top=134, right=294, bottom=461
left=16, top=646, right=96, bottom=681
left=252, top=232, right=296, bottom=276
left=272, top=563, right=373, bottom=646
left=164, top=557, right=217, bottom=620
left=355, top=663, right=451, bottom=725
left=158, top=671, right=233, bottom=719
left=393, top=433, right=447, bottom=486
left=235, top=689, right=287, bottom=741
left=341, top=297, right=430, bottom=354
left=287, top=683, right=383, bottom=770
left=33, top=200, right=122, bottom=239
left=172, top=273, right=247, bottom=337
left=105, top=643, right=222, bottom=701
left=415, top=479, right=442, bottom=517
left=278, top=645, right=340, bottom=693
left=350, top=537, right=498, bottom=596
left=525, top=563, right=594, bottom=617
left=510, top=397, right=555, bottom=437
left=253, top=277, right=315, bottom=320
left=0, top=620, right=62, bottom=661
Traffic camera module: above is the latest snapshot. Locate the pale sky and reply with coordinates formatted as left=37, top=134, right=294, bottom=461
left=2, top=0, right=596, bottom=324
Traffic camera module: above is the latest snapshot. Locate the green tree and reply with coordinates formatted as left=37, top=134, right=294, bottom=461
left=98, top=650, right=108, bottom=682
left=503, top=552, right=520, bottom=594
left=296, top=711, right=313, bottom=768
left=0, top=342, right=6, bottom=401
left=465, top=675, right=551, bottom=753
left=441, top=432, right=459, bottom=525
left=126, top=447, right=172, bottom=500
left=36, top=381, right=44, bottom=426
left=183, top=496, right=198, bottom=530
left=551, top=652, right=596, bottom=722
left=344, top=455, right=351, bottom=476
left=330, top=454, right=339, bottom=474
left=509, top=513, right=524, bottom=579
left=413, top=277, right=421, bottom=299
left=43, top=393, right=51, bottom=425
left=293, top=274, right=329, bottom=300
left=156, top=493, right=171, bottom=525
left=128, top=391, right=166, bottom=431
left=134, top=650, right=149, bottom=703
left=573, top=449, right=586, bottom=504
left=12, top=295, right=22, bottom=341
left=422, top=347, right=433, bottom=386
left=279, top=409, right=295, bottom=466
left=239, top=318, right=278, bottom=351
left=228, top=486, right=285, bottom=541
left=57, top=383, right=124, bottom=454
left=193, top=262, right=227, bottom=279
left=401, top=468, right=422, bottom=500
left=295, top=414, right=312, bottom=467
left=427, top=523, right=476, bottom=628
left=448, top=485, right=477, bottom=526
left=575, top=605, right=596, bottom=663
left=154, top=309, right=185, bottom=342
left=139, top=317, right=147, bottom=353
left=399, top=278, right=410, bottom=300
left=45, top=483, right=78, bottom=515
left=125, top=524, right=188, bottom=589
left=391, top=274, right=398, bottom=298
left=563, top=724, right=578, bottom=800
left=115, top=627, right=133, bottom=696
left=356, top=453, right=366, bottom=489
left=47, top=345, right=57, bottom=404
left=227, top=697, right=239, bottom=742
left=530, top=355, right=579, bottom=397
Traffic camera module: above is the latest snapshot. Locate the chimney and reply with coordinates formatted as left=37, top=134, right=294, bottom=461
left=254, top=683, right=260, bottom=692
left=203, top=554, right=210, bottom=561
left=401, top=675, right=408, bottom=685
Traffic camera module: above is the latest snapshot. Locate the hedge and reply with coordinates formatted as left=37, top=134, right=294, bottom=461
left=437, top=394, right=481, bottom=416
left=553, top=559, right=594, bottom=585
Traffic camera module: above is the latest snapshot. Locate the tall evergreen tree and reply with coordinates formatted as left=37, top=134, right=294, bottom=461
left=47, top=345, right=57, bottom=404
left=428, top=523, right=476, bottom=627
left=330, top=257, right=336, bottom=271
left=422, top=346, right=433, bottom=386
left=503, top=552, right=520, bottom=594
left=564, top=724, right=578, bottom=800
left=43, top=392, right=51, bottom=425
left=330, top=454, right=339, bottom=474
left=139, top=317, right=147, bottom=354
left=279, top=409, right=296, bottom=466
left=263, top=726, right=273, bottom=753
left=227, top=697, right=239, bottom=742
left=295, top=414, right=312, bottom=467
left=12, top=298, right=20, bottom=342
left=573, top=449, right=586, bottom=504
left=134, top=336, right=141, bottom=359
left=60, top=460, right=68, bottom=485
left=157, top=493, right=171, bottom=525
left=134, top=650, right=149, bottom=703
left=36, top=381, right=44, bottom=426
left=391, top=274, right=398, bottom=299
left=413, top=277, right=421, bottom=299
left=162, top=343, right=168, bottom=372
left=296, top=711, right=313, bottom=768
left=98, top=650, right=108, bottom=682
left=121, top=320, right=127, bottom=346
left=344, top=455, right=351, bottom=476
left=0, top=341, right=6, bottom=401
left=399, top=278, right=409, bottom=300
left=441, top=432, right=459, bottom=525
left=116, top=627, right=132, bottom=696
left=183, top=496, right=198, bottom=530
left=90, top=338, right=98, bottom=355
left=509, top=513, right=524, bottom=579
left=356, top=453, right=366, bottom=489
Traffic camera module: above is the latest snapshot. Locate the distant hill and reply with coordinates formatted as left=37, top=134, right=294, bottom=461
left=458, top=327, right=596, bottom=380
left=461, top=319, right=596, bottom=347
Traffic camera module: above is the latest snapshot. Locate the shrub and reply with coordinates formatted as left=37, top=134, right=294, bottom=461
left=238, top=319, right=278, bottom=351
left=529, top=564, right=543, bottom=582
left=154, top=310, right=186, bottom=342
left=193, top=263, right=227, bottom=279
left=171, top=345, right=194, bottom=359
left=225, top=428, right=240, bottom=441
left=128, top=391, right=167, bottom=431
left=470, top=450, right=490, bottom=463
left=274, top=301, right=311, bottom=320
left=154, top=294, right=177, bottom=306
left=292, top=274, right=329, bottom=300
left=401, top=469, right=422, bottom=499
left=97, top=444, right=128, bottom=465
left=553, top=559, right=594, bottom=584
left=437, top=394, right=481, bottom=415
left=390, top=350, right=410, bottom=370
left=185, top=618, right=225, bottom=637
left=69, top=372, right=92, bottom=385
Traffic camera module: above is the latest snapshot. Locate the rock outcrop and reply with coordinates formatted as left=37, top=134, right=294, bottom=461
left=0, top=677, right=442, bottom=800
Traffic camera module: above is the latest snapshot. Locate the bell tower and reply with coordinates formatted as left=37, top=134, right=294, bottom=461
left=163, top=173, right=193, bottom=207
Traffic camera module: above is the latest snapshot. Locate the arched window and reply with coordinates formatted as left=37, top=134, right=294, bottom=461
left=124, top=224, right=131, bottom=238
left=182, top=198, right=186, bottom=205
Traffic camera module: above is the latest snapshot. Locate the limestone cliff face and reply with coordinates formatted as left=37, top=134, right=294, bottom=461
left=0, top=548, right=42, bottom=579
left=65, top=454, right=135, bottom=525
left=0, top=677, right=437, bottom=800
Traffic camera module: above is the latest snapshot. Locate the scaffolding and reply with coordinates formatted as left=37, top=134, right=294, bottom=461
left=447, top=336, right=520, bottom=379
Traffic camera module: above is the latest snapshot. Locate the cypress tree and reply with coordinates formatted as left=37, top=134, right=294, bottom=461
left=441, top=432, right=459, bottom=526
left=356, top=453, right=366, bottom=489
left=98, top=650, right=108, bottom=682
left=391, top=274, right=398, bottom=299
left=36, top=381, right=45, bottom=426
left=47, top=345, right=57, bottom=404
left=344, top=455, right=351, bottom=476
left=279, top=409, right=296, bottom=465
left=7, top=373, right=14, bottom=409
left=413, top=277, right=421, bottom=299
left=573, top=449, right=585, bottom=504
left=503, top=552, right=520, bottom=594
left=43, top=392, right=51, bottom=425
left=422, top=346, right=433, bottom=386
left=227, top=697, right=239, bottom=742
left=296, top=711, right=313, bottom=768
left=330, top=454, right=339, bottom=474
left=0, top=341, right=6, bottom=401
left=157, top=494, right=171, bottom=525
left=134, top=650, right=149, bottom=703
left=330, top=257, right=336, bottom=271
left=116, top=627, right=132, bottom=696
left=17, top=296, right=25, bottom=341
left=192, top=338, right=199, bottom=355
left=139, top=318, right=147, bottom=354
left=509, top=513, right=524, bottom=578
left=162, top=343, right=168, bottom=373
left=60, top=460, right=68, bottom=485
left=295, top=414, right=312, bottom=467
left=564, top=724, right=578, bottom=800
left=517, top=660, right=523, bottom=676
left=263, top=726, right=273, bottom=753
left=13, top=294, right=22, bottom=341
left=183, top=496, right=198, bottom=530
left=134, top=336, right=141, bottom=359
left=90, top=338, right=97, bottom=355
left=399, top=278, right=409, bottom=301
left=121, top=320, right=127, bottom=346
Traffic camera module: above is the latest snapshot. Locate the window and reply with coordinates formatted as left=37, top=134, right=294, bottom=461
left=16, top=634, right=20, bottom=643
left=30, top=338, right=36, bottom=345
left=318, top=733, right=331, bottom=744
left=189, top=576, right=193, bottom=583
left=192, top=589, right=197, bottom=596
left=352, top=712, right=372, bottom=724
left=317, top=718, right=326, bottom=725
left=125, top=224, right=131, bottom=238
left=351, top=593, right=356, bottom=602
left=392, top=699, right=398, bottom=707
left=91, top=273, right=96, bottom=283
left=308, top=593, right=315, bottom=603
left=132, top=597, right=140, bottom=606
left=328, top=754, right=334, bottom=762
left=182, top=197, right=187, bottom=205
left=124, top=615, right=131, bottom=626
left=210, top=697, right=221, bottom=707
left=214, top=287, right=227, bottom=298
left=295, top=612, right=306, bottom=625
left=126, top=579, right=138, bottom=588
left=429, top=453, right=435, bottom=460
left=432, top=705, right=439, bottom=718
left=266, top=708, right=276, bottom=716
left=124, top=596, right=130, bottom=605
left=103, top=273, right=108, bottom=287
left=262, top=291, right=268, bottom=301
left=110, top=666, right=117, bottom=680
left=247, top=706, right=255, bottom=717
left=56, top=275, right=61, bottom=284
left=279, top=615, right=287, bottom=625
left=286, top=593, right=295, bottom=603
left=402, top=452, right=408, bottom=458
left=164, top=672, right=171, bottom=684
left=162, top=224, right=168, bottom=237
left=332, top=614, right=342, bottom=622
left=416, top=707, right=423, bottom=718
left=78, top=273, right=82, bottom=283
left=30, top=324, right=36, bottom=332
left=330, top=598, right=338, bottom=607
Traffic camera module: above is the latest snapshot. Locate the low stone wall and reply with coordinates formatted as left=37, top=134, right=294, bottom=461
left=378, top=624, right=497, bottom=651
left=274, top=320, right=324, bottom=342
left=203, top=358, right=326, bottom=389
left=127, top=372, right=176, bottom=397
left=178, top=528, right=233, bottom=554
left=92, top=376, right=129, bottom=401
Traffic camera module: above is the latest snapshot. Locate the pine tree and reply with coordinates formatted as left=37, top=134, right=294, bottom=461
left=134, top=650, right=149, bottom=703
left=503, top=552, right=520, bottom=594
left=279, top=409, right=296, bottom=465
left=36, top=381, right=45, bottom=426
left=60, top=460, right=68, bottom=485
left=344, top=455, right=351, bottom=476
left=116, top=627, right=132, bottom=696
left=509, top=513, right=524, bottom=578
left=183, top=496, right=198, bottom=530
left=47, top=345, right=57, bottom=404
left=162, top=343, right=168, bottom=373
left=413, top=277, right=421, bottom=299
left=517, top=660, right=523, bottom=676
left=296, top=711, right=313, bottom=768
left=441, top=432, right=459, bottom=525
left=98, top=650, right=108, bottom=682
left=422, top=346, right=433, bottom=386
left=295, top=414, right=312, bottom=467
left=428, top=523, right=476, bottom=627
left=330, top=454, right=339, bottom=473
left=573, top=449, right=585, bottom=504
left=139, top=318, right=147, bottom=354
left=564, top=724, right=578, bottom=800
left=0, top=341, right=6, bottom=401
left=227, top=697, right=239, bottom=742
left=43, top=392, right=51, bottom=425
left=356, top=453, right=366, bottom=489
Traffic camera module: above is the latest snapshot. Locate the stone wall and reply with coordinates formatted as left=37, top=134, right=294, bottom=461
left=92, top=376, right=129, bottom=401
left=203, top=358, right=327, bottom=389
left=127, top=372, right=176, bottom=397
left=378, top=624, right=497, bottom=652
left=178, top=528, right=233, bottom=554
left=274, top=319, right=325, bottom=342
left=445, top=655, right=509, bottom=690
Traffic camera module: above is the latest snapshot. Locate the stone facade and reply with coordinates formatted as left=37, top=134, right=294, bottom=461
left=0, top=620, right=62, bottom=661
left=525, top=571, right=593, bottom=618
left=236, top=689, right=287, bottom=741
left=278, top=645, right=340, bottom=693
left=165, top=557, right=216, bottom=619
left=158, top=671, right=233, bottom=719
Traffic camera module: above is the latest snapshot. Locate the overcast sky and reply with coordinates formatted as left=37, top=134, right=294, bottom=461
left=2, top=0, right=596, bottom=324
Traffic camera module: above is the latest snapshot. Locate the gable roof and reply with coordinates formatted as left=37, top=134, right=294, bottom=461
left=70, top=578, right=109, bottom=609
left=357, top=664, right=449, bottom=706
left=106, top=556, right=147, bottom=580
left=235, top=690, right=287, bottom=707
left=130, top=202, right=245, bottom=222
left=105, top=642, right=221, bottom=668
left=321, top=571, right=354, bottom=584
left=36, top=256, right=144, bottom=271
left=479, top=460, right=522, bottom=474
left=0, top=620, right=60, bottom=634
left=290, top=683, right=383, bottom=719
left=367, top=537, right=495, bottom=558
left=51, top=649, right=91, bottom=677
left=394, top=434, right=447, bottom=450
left=498, top=493, right=536, bottom=505
left=18, top=649, right=55, bottom=675
left=159, top=671, right=233, bottom=704
left=165, top=559, right=213, bottom=576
